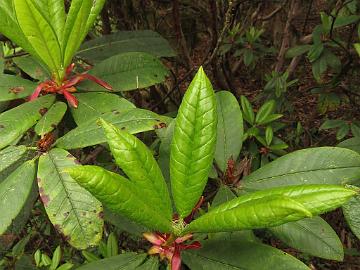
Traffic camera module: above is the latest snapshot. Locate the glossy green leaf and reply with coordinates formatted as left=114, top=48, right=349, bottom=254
left=0, top=1, right=39, bottom=61
left=185, top=184, right=357, bottom=233
left=343, top=196, right=360, bottom=240
left=182, top=239, right=309, bottom=270
left=0, top=145, right=28, bottom=182
left=240, top=95, right=255, bottom=125
left=78, top=30, right=175, bottom=62
left=79, top=52, right=169, bottom=92
left=170, top=67, right=217, bottom=218
left=100, top=119, right=172, bottom=220
left=0, top=95, right=55, bottom=149
left=255, top=100, right=276, bottom=125
left=76, top=253, right=146, bottom=270
left=14, top=0, right=62, bottom=79
left=34, top=102, right=67, bottom=136
left=270, top=217, right=343, bottom=260
left=83, top=0, right=106, bottom=42
left=37, top=149, right=103, bottom=249
left=70, top=92, right=135, bottom=126
left=67, top=165, right=173, bottom=232
left=265, top=126, right=273, bottom=146
left=13, top=56, right=49, bottom=81
left=241, top=147, right=360, bottom=191
left=62, top=0, right=92, bottom=68
left=56, top=109, right=167, bottom=149
left=0, top=160, right=36, bottom=235
left=214, top=91, right=243, bottom=172
left=36, top=0, right=65, bottom=43
left=0, top=74, right=37, bottom=101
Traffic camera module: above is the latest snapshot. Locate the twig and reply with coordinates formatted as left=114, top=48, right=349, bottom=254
left=82, top=146, right=104, bottom=164
left=258, top=3, right=286, bottom=21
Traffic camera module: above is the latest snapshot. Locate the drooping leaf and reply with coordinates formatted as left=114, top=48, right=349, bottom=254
left=214, top=91, right=243, bottom=172
left=37, top=149, right=103, bottom=250
left=13, top=56, right=49, bottom=81
left=0, top=74, right=38, bottom=101
left=62, top=0, right=92, bottom=68
left=79, top=52, right=169, bottom=92
left=76, top=253, right=147, bottom=270
left=185, top=184, right=357, bottom=233
left=0, top=160, right=36, bottom=235
left=170, top=67, right=217, bottom=218
left=269, top=217, right=343, bottom=260
left=241, top=147, right=360, bottom=191
left=0, top=1, right=39, bottom=60
left=182, top=239, right=310, bottom=270
left=34, top=102, right=67, bottom=136
left=0, top=95, right=55, bottom=149
left=70, top=92, right=135, bottom=126
left=343, top=196, right=360, bottom=240
left=0, top=145, right=28, bottom=182
left=56, top=108, right=168, bottom=149
left=67, top=165, right=173, bottom=232
left=78, top=30, right=176, bottom=62
left=100, top=119, right=172, bottom=220
left=14, top=0, right=62, bottom=79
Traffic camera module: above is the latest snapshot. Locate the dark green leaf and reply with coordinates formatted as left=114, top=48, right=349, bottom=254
left=76, top=253, right=146, bottom=270
left=343, top=196, right=360, bottom=240
left=0, top=145, right=28, bottom=182
left=241, top=147, right=360, bottom=191
left=13, top=56, right=49, bottom=81
left=78, top=30, right=175, bottom=62
left=215, top=91, right=243, bottom=172
left=240, top=95, right=255, bottom=125
left=285, top=45, right=312, bottom=58
left=34, top=102, right=67, bottom=136
left=338, top=137, right=360, bottom=154
left=80, top=52, right=169, bottom=92
left=0, top=75, right=37, bottom=102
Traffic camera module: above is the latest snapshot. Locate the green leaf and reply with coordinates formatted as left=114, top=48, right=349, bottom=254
left=170, top=67, right=217, bottom=218
left=351, top=123, right=360, bottom=137
left=255, top=100, right=276, bottom=125
left=99, top=119, right=172, bottom=221
left=83, top=0, right=106, bottom=42
left=285, top=45, right=312, bottom=58
left=79, top=52, right=169, bottom=92
left=336, top=124, right=350, bottom=140
left=338, top=137, right=360, bottom=154
left=70, top=93, right=135, bottom=126
left=49, top=246, right=61, bottom=270
left=106, top=232, right=118, bottom=257
left=211, top=185, right=236, bottom=208
left=78, top=30, right=176, bottom=63
left=265, top=126, right=273, bottom=146
left=240, top=95, right=255, bottom=125
left=34, top=102, right=67, bottom=136
left=269, top=217, right=343, bottom=260
left=0, top=145, right=28, bottom=182
left=135, top=256, right=159, bottom=270
left=13, top=56, right=49, bottom=81
left=56, top=109, right=168, bottom=149
left=312, top=55, right=327, bottom=82
left=56, top=263, right=74, bottom=270
left=35, top=0, right=65, bottom=43
left=14, top=0, right=62, bottom=79
left=320, top=119, right=346, bottom=130
left=0, top=95, right=55, bottom=149
left=343, top=196, right=360, bottom=240
left=334, top=15, right=360, bottom=28
left=185, top=184, right=356, bottom=233
left=62, top=0, right=92, bottom=68
left=214, top=91, right=243, bottom=172
left=37, top=149, right=103, bottom=249
left=243, top=49, right=254, bottom=66
left=76, top=253, right=147, bottom=270
left=0, top=74, right=37, bottom=102
left=67, top=165, right=172, bottom=232
left=182, top=239, right=310, bottom=270
left=0, top=160, right=36, bottom=235
left=241, top=147, right=360, bottom=191
left=0, top=1, right=39, bottom=61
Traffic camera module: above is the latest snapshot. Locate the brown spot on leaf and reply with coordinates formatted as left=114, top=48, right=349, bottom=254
left=63, top=212, right=69, bottom=217
left=54, top=224, right=61, bottom=231
left=0, top=124, right=4, bottom=129
left=39, top=188, right=50, bottom=207
left=74, top=159, right=81, bottom=165
left=98, top=211, right=104, bottom=219
left=112, top=110, right=120, bottom=115
left=153, top=122, right=167, bottom=129
left=9, top=86, right=25, bottom=94
left=39, top=108, right=48, bottom=116
left=121, top=127, right=126, bottom=130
